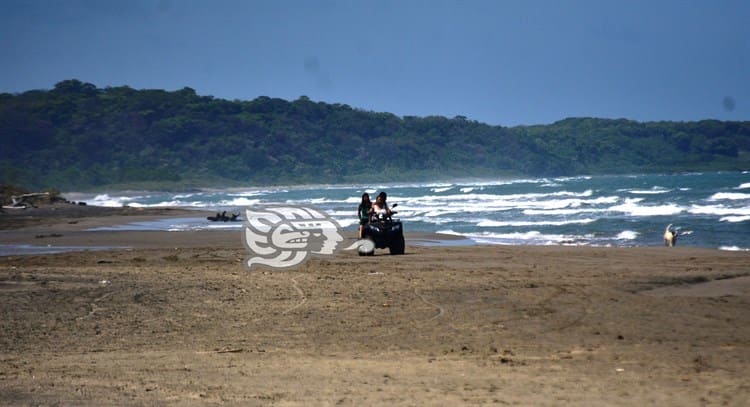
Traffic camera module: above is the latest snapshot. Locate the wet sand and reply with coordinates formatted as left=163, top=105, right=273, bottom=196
left=1, top=205, right=749, bottom=405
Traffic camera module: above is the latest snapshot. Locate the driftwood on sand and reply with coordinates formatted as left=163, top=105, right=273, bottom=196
left=3, top=192, right=52, bottom=209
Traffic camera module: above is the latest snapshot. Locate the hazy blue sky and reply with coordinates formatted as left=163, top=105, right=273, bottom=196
left=2, top=0, right=748, bottom=126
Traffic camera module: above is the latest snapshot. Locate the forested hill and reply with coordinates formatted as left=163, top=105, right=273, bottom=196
left=1, top=79, right=749, bottom=190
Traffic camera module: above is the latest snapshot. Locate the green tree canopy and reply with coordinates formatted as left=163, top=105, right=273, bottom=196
left=1, top=80, right=748, bottom=190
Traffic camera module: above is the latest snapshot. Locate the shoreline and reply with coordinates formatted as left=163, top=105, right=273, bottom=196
left=0, top=204, right=469, bottom=255
left=2, top=203, right=748, bottom=255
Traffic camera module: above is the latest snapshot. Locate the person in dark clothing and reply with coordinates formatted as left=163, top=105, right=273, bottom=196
left=357, top=193, right=372, bottom=238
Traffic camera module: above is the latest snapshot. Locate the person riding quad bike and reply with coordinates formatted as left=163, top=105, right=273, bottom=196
left=359, top=192, right=405, bottom=255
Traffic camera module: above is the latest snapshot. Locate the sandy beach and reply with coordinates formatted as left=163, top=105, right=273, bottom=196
left=1, top=205, right=749, bottom=405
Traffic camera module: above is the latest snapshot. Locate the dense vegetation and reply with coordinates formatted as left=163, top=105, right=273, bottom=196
left=1, top=79, right=749, bottom=190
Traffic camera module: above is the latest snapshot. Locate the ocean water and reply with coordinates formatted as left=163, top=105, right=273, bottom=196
left=72, top=172, right=750, bottom=250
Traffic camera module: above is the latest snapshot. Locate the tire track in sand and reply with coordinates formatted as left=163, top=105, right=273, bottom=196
left=413, top=287, right=445, bottom=321
left=282, top=276, right=307, bottom=315
left=77, top=290, right=115, bottom=320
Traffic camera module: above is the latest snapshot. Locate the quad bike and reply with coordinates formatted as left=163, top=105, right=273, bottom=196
left=207, top=211, right=241, bottom=222
left=359, top=203, right=405, bottom=256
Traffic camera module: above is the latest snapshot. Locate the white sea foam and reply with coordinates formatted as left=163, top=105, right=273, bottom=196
left=616, top=230, right=639, bottom=240
left=145, top=200, right=190, bottom=207
left=719, top=246, right=750, bottom=251
left=88, top=194, right=137, bottom=207
left=213, top=197, right=259, bottom=207
left=436, top=230, right=591, bottom=245
left=689, top=204, right=750, bottom=216
left=436, top=229, right=462, bottom=236
left=522, top=208, right=607, bottom=216
left=554, top=175, right=592, bottom=182
left=396, top=190, right=600, bottom=215
left=625, top=187, right=671, bottom=195
left=708, top=192, right=750, bottom=201
left=589, top=196, right=621, bottom=204
left=172, top=192, right=197, bottom=199
left=225, top=189, right=276, bottom=197
left=737, top=183, right=750, bottom=189
left=412, top=189, right=593, bottom=202
left=476, top=218, right=596, bottom=227
left=460, top=178, right=550, bottom=187
left=409, top=215, right=460, bottom=225
left=431, top=186, right=454, bottom=193
left=609, top=198, right=684, bottom=216
left=719, top=215, right=750, bottom=223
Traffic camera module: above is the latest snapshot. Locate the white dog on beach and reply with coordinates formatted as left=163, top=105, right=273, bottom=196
left=663, top=224, right=678, bottom=247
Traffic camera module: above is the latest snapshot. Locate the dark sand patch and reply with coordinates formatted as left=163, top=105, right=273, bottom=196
left=642, top=275, right=750, bottom=298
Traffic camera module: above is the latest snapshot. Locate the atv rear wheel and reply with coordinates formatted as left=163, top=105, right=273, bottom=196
left=389, top=234, right=405, bottom=255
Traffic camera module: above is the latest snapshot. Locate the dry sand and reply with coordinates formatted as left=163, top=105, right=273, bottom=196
left=1, top=205, right=749, bottom=405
